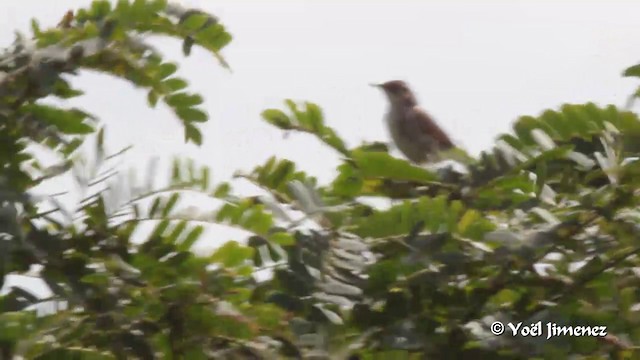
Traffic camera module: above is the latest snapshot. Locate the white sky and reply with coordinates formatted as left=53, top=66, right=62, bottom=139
left=2, top=1, right=640, bottom=293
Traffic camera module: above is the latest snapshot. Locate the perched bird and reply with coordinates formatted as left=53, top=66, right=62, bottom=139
left=372, top=80, right=455, bottom=164
left=57, top=10, right=74, bottom=29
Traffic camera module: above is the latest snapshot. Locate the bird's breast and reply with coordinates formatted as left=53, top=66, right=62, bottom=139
left=384, top=111, right=401, bottom=143
left=384, top=110, right=429, bottom=163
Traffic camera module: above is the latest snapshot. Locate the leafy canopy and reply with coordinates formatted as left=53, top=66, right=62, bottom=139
left=2, top=1, right=640, bottom=359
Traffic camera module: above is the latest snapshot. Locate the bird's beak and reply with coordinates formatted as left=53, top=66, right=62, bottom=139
left=369, top=83, right=383, bottom=88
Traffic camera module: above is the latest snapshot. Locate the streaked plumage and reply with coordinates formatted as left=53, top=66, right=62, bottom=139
left=373, top=80, right=454, bottom=164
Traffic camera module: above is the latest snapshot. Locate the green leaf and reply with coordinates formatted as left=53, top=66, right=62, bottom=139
left=163, top=78, right=188, bottom=92
left=162, top=193, right=180, bottom=217
left=305, top=102, right=323, bottom=132
left=199, top=166, right=210, bottom=189
left=513, top=116, right=538, bottom=146
left=180, top=13, right=211, bottom=31
left=268, top=232, right=295, bottom=246
left=623, top=64, right=640, bottom=78
left=149, top=220, right=170, bottom=239
left=90, top=0, right=112, bottom=18
left=351, top=150, right=438, bottom=183
left=80, top=273, right=110, bottom=287
left=157, top=63, right=178, bottom=79
left=149, top=197, right=161, bottom=217
left=367, top=260, right=401, bottom=292
left=168, top=221, right=188, bottom=243
left=213, top=182, right=231, bottom=198
left=166, top=93, right=204, bottom=108
left=209, top=30, right=233, bottom=50
left=52, top=79, right=84, bottom=99
left=176, top=107, right=208, bottom=122
left=179, top=225, right=204, bottom=250
left=0, top=311, right=36, bottom=341
left=23, top=105, right=95, bottom=134
left=184, top=123, right=203, bottom=145
left=262, top=109, right=292, bottom=129
left=147, top=90, right=159, bottom=107
left=331, top=163, right=363, bottom=197
left=457, top=210, right=480, bottom=235
left=30, top=18, right=41, bottom=36
left=211, top=241, right=254, bottom=268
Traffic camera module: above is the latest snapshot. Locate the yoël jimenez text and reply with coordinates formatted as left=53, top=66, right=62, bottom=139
left=508, top=321, right=607, bottom=339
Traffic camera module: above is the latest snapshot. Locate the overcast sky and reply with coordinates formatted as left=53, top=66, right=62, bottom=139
left=3, top=0, right=640, bottom=295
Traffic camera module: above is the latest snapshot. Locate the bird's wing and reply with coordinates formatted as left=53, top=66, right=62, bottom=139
left=409, top=106, right=454, bottom=149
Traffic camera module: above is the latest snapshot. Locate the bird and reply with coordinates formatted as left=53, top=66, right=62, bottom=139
left=57, top=10, right=74, bottom=29
left=371, top=80, right=455, bottom=164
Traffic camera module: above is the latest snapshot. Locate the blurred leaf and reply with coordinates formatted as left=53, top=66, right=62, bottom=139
left=22, top=104, right=95, bottom=134
left=351, top=150, right=438, bottom=183
left=211, top=241, right=254, bottom=268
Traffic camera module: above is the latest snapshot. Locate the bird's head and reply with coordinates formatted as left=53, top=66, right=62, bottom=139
left=371, top=80, right=417, bottom=106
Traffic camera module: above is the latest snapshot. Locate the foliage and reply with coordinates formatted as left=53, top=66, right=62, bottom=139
left=258, top=97, right=640, bottom=359
left=2, top=1, right=640, bottom=359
